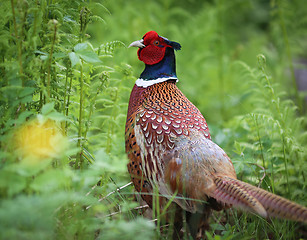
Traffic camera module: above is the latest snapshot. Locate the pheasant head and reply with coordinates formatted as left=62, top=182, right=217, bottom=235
left=129, top=31, right=181, bottom=85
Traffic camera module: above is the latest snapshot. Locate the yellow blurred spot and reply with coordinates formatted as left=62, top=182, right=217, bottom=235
left=14, top=119, right=67, bottom=163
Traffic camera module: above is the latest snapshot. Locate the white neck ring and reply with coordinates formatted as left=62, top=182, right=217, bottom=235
left=135, top=77, right=178, bottom=88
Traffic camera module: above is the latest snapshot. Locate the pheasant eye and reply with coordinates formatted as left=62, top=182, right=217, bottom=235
left=153, top=40, right=160, bottom=46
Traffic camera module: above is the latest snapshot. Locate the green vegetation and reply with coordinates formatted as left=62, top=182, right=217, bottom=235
left=0, top=0, right=306, bottom=239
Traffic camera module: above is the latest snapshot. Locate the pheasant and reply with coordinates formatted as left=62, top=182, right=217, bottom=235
left=125, top=31, right=307, bottom=237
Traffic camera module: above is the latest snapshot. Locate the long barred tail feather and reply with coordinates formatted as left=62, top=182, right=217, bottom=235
left=213, top=176, right=307, bottom=223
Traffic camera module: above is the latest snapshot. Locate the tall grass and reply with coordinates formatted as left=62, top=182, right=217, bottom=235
left=0, top=0, right=154, bottom=239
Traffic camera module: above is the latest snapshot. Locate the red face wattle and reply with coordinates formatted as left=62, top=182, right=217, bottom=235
left=137, top=31, right=172, bottom=65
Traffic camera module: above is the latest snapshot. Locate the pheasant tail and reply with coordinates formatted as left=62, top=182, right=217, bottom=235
left=213, top=176, right=307, bottom=223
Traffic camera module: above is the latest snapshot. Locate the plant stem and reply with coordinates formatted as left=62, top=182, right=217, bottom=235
left=46, top=20, right=58, bottom=101
left=75, top=7, right=91, bottom=167
left=254, top=116, right=265, bottom=169
left=65, top=70, right=73, bottom=133
left=258, top=54, right=291, bottom=194
left=63, top=68, right=69, bottom=114
left=11, top=0, right=23, bottom=85
left=77, top=60, right=84, bottom=169
left=282, top=135, right=289, bottom=195
left=62, top=65, right=69, bottom=134
left=84, top=73, right=107, bottom=140
left=11, top=0, right=25, bottom=113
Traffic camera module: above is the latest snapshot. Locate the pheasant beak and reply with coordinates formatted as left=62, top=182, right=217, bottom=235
left=129, top=39, right=145, bottom=48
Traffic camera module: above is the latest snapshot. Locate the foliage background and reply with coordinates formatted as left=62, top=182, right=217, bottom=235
left=0, top=0, right=307, bottom=239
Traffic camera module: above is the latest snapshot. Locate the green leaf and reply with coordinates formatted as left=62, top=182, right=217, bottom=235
left=30, top=169, right=71, bottom=192
left=14, top=110, right=34, bottom=126
left=72, top=42, right=101, bottom=63
left=0, top=171, right=27, bottom=197
left=34, top=50, right=48, bottom=55
left=53, top=52, right=66, bottom=59
left=41, top=102, right=55, bottom=115
left=4, top=160, right=53, bottom=177
left=68, top=52, right=80, bottom=67
left=19, top=87, right=36, bottom=98
left=74, top=42, right=88, bottom=52
left=20, top=94, right=33, bottom=104
left=78, top=51, right=101, bottom=63
left=47, top=111, right=67, bottom=121
left=40, top=55, right=48, bottom=61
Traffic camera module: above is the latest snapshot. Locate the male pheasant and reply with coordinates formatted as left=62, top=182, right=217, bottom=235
left=125, top=31, right=307, bottom=236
